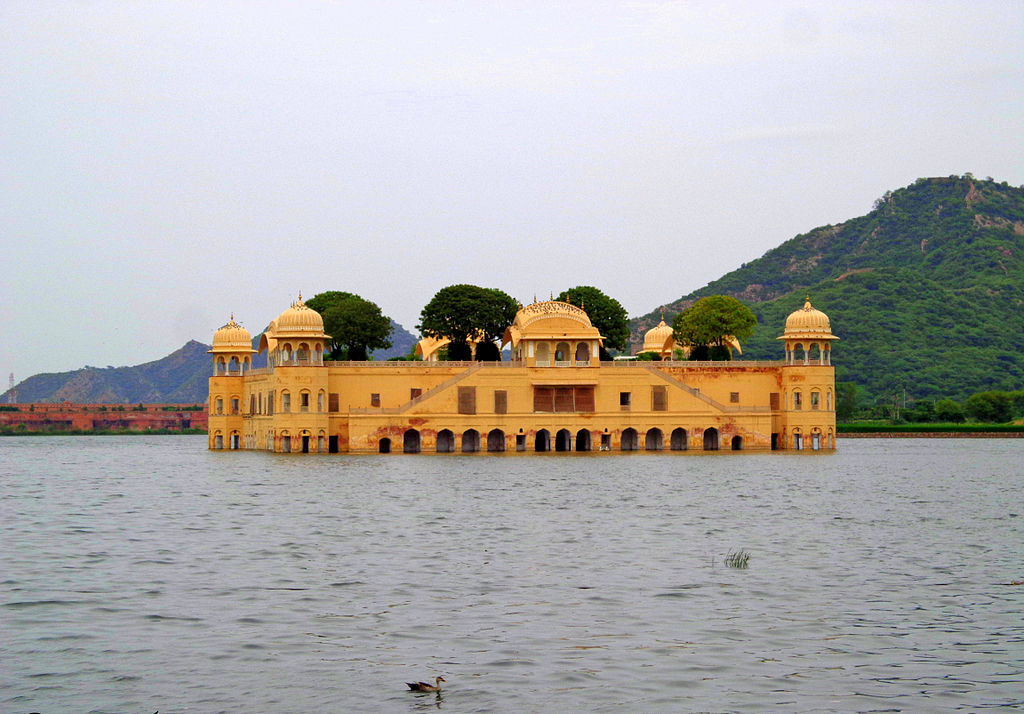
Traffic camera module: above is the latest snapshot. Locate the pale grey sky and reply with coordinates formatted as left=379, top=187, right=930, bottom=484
left=2, top=1, right=1022, bottom=381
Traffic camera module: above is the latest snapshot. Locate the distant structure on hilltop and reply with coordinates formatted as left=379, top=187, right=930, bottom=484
left=207, top=295, right=838, bottom=454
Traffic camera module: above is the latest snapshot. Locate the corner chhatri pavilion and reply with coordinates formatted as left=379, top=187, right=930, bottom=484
left=208, top=296, right=837, bottom=454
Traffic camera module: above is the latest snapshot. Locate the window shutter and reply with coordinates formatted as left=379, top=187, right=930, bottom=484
left=652, top=386, right=667, bottom=411
left=329, top=393, right=339, bottom=412
left=533, top=387, right=554, bottom=412
left=554, top=387, right=575, bottom=412
left=494, top=390, right=507, bottom=414
left=575, top=387, right=595, bottom=412
left=458, top=386, right=476, bottom=414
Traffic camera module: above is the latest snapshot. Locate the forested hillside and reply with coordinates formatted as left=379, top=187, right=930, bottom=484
left=631, top=175, right=1024, bottom=403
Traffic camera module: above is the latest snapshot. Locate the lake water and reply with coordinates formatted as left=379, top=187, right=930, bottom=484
left=2, top=436, right=1023, bottom=713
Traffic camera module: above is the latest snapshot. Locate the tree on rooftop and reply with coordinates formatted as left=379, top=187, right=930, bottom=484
left=672, top=295, right=756, bottom=361
left=306, top=291, right=393, bottom=361
left=417, top=284, right=518, bottom=361
left=557, top=286, right=629, bottom=360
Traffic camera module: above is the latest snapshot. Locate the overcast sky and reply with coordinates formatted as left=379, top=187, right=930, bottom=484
left=2, top=1, right=1022, bottom=382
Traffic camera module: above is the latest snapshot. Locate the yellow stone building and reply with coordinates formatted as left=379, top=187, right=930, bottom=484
left=208, top=296, right=838, bottom=453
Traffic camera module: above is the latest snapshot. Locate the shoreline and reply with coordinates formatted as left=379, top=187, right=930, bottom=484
left=840, top=431, right=1024, bottom=438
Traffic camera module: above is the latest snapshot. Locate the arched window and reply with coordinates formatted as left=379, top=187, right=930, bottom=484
left=282, top=344, right=293, bottom=362
left=216, top=357, right=227, bottom=375
left=229, top=356, right=240, bottom=373
left=281, top=391, right=291, bottom=412
left=793, top=390, right=803, bottom=410
left=535, top=342, right=550, bottom=366
left=574, top=343, right=590, bottom=365
left=215, top=397, right=223, bottom=415
left=826, top=390, right=832, bottom=411
left=314, top=344, right=323, bottom=364
left=670, top=428, right=688, bottom=450
left=299, top=390, right=311, bottom=412
left=487, top=429, right=505, bottom=452
left=575, top=429, right=592, bottom=451
left=317, top=390, right=325, bottom=412
left=703, top=427, right=719, bottom=451
left=810, top=390, right=820, bottom=411
left=555, top=429, right=572, bottom=451
left=621, top=428, right=639, bottom=451
left=555, top=342, right=570, bottom=365
left=461, top=429, right=480, bottom=453
left=793, top=428, right=803, bottom=451
left=403, top=429, right=421, bottom=453
left=793, top=344, right=806, bottom=364
left=213, top=431, right=223, bottom=449
left=808, top=344, right=821, bottom=364
left=297, top=343, right=310, bottom=363
left=535, top=429, right=551, bottom=452
left=436, top=429, right=455, bottom=453
left=645, top=428, right=664, bottom=451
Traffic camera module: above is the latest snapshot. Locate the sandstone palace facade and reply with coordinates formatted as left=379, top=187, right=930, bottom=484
left=208, top=297, right=837, bottom=454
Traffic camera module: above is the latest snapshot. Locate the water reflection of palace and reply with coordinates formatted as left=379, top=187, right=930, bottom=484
left=208, top=296, right=837, bottom=453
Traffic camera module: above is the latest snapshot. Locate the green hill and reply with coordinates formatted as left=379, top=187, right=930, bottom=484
left=631, top=175, right=1024, bottom=403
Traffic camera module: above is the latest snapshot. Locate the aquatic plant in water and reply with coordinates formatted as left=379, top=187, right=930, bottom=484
left=725, top=549, right=750, bottom=569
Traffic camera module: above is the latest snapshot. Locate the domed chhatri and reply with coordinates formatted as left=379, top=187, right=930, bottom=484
left=208, top=293, right=839, bottom=454
left=210, top=315, right=253, bottom=351
left=208, top=315, right=256, bottom=380
left=781, top=297, right=836, bottom=339
left=256, top=293, right=331, bottom=369
left=778, top=297, right=838, bottom=365
left=502, top=299, right=603, bottom=366
left=274, top=293, right=327, bottom=333
left=642, top=316, right=675, bottom=358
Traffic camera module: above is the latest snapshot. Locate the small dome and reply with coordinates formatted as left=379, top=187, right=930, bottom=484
left=210, top=315, right=253, bottom=352
left=643, top=317, right=675, bottom=354
left=780, top=297, right=837, bottom=339
left=274, top=293, right=325, bottom=333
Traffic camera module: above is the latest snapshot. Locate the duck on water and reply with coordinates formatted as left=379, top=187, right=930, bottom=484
left=406, top=676, right=445, bottom=692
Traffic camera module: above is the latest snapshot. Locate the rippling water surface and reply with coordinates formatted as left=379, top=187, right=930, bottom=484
left=2, top=436, right=1023, bottom=712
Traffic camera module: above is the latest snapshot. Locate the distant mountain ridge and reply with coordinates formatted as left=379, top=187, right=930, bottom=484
left=631, top=175, right=1024, bottom=402
left=9, top=176, right=1023, bottom=405
left=3, top=320, right=420, bottom=404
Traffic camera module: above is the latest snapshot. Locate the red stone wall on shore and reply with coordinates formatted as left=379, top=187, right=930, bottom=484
left=0, top=404, right=208, bottom=432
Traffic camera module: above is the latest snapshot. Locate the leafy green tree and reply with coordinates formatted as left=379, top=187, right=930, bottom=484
left=905, top=399, right=935, bottom=423
left=934, top=398, right=965, bottom=423
left=836, top=382, right=859, bottom=421
left=474, top=341, right=502, bottom=362
left=963, top=391, right=1013, bottom=423
left=635, top=351, right=661, bottom=361
left=672, top=295, right=757, bottom=361
left=557, top=286, right=630, bottom=358
left=306, top=291, right=393, bottom=360
left=1010, top=389, right=1024, bottom=418
left=417, top=284, right=518, bottom=361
